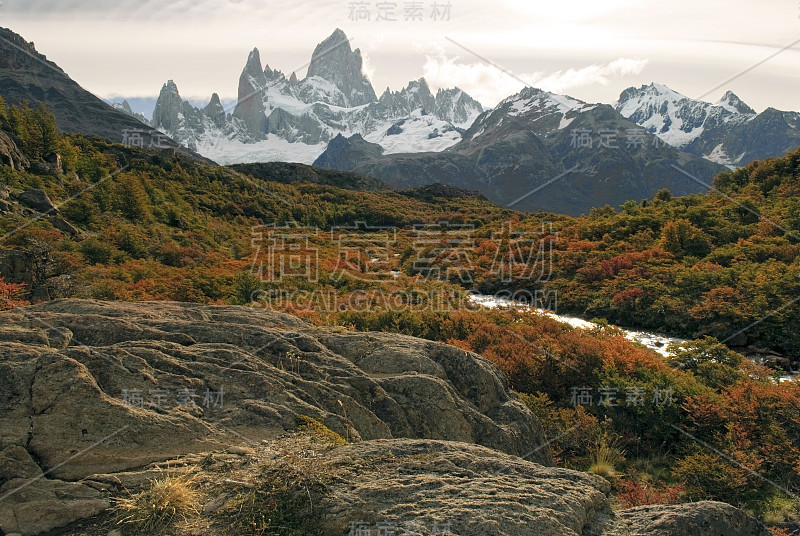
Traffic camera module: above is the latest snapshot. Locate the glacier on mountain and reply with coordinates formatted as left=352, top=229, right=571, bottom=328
left=615, top=83, right=799, bottom=167
left=149, top=29, right=483, bottom=165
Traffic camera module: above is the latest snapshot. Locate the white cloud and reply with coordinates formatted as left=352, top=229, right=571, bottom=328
left=360, top=50, right=376, bottom=84
left=4, top=0, right=798, bottom=113
left=532, top=58, right=649, bottom=94
left=422, top=47, right=648, bottom=108
left=420, top=46, right=527, bottom=108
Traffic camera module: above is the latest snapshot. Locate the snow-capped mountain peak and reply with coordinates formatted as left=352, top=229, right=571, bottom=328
left=150, top=29, right=484, bottom=165
left=616, top=83, right=799, bottom=166
left=615, top=82, right=748, bottom=149
left=243, top=48, right=267, bottom=87
left=467, top=86, right=596, bottom=141
left=715, top=90, right=755, bottom=115
left=304, top=28, right=376, bottom=108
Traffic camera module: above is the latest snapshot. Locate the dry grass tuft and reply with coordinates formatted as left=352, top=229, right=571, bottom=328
left=113, top=472, right=200, bottom=533
left=587, top=434, right=626, bottom=479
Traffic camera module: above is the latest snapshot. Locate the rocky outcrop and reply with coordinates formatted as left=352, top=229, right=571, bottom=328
left=0, top=299, right=548, bottom=534
left=313, top=441, right=769, bottom=536
left=0, top=130, right=29, bottom=171
left=16, top=437, right=770, bottom=536
left=0, top=248, right=33, bottom=285
left=17, top=189, right=57, bottom=214
left=313, top=133, right=384, bottom=170
left=0, top=445, right=109, bottom=536
left=0, top=300, right=771, bottom=536
left=317, top=439, right=611, bottom=536
left=48, top=216, right=79, bottom=236
left=602, top=501, right=770, bottom=536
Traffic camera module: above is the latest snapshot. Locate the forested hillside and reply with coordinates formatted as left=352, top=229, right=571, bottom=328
left=1, top=99, right=798, bottom=530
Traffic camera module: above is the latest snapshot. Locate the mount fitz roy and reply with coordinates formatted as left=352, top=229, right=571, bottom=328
left=147, top=28, right=483, bottom=165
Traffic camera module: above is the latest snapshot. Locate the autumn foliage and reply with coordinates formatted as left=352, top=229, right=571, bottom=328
left=1, top=102, right=799, bottom=526
left=0, top=277, right=27, bottom=310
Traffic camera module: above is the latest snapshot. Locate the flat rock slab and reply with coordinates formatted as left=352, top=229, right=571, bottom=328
left=0, top=299, right=549, bottom=535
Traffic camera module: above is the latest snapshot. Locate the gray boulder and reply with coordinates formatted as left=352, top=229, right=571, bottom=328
left=48, top=216, right=79, bottom=236
left=0, top=299, right=549, bottom=534
left=0, top=131, right=28, bottom=171
left=0, top=300, right=771, bottom=536
left=39, top=438, right=769, bottom=536
left=601, top=501, right=770, bottom=536
left=17, top=189, right=57, bottom=214
left=0, top=446, right=108, bottom=536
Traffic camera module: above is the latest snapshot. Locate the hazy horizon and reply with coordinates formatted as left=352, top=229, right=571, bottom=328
left=2, top=0, right=799, bottom=114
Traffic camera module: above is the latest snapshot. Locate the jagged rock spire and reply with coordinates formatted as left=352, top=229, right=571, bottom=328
left=305, top=28, right=376, bottom=107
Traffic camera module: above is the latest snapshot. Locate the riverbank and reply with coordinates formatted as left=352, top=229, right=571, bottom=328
left=468, top=293, right=798, bottom=382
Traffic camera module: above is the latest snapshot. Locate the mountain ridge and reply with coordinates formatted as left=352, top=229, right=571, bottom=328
left=0, top=27, right=189, bottom=154
left=147, top=28, right=483, bottom=165
left=314, top=85, right=728, bottom=216
left=615, top=82, right=800, bottom=166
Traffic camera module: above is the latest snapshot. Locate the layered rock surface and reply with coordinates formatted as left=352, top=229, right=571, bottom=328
left=6, top=438, right=770, bottom=536
left=0, top=300, right=770, bottom=536
left=0, top=299, right=545, bottom=534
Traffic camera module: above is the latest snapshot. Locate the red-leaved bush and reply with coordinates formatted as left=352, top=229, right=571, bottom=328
left=615, top=477, right=684, bottom=509
left=0, top=277, right=28, bottom=310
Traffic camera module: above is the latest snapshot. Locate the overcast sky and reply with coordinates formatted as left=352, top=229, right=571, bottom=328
left=1, top=0, right=799, bottom=115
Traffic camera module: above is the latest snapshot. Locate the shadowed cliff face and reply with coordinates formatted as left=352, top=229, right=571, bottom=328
left=305, top=28, right=377, bottom=108
left=0, top=28, right=177, bottom=150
